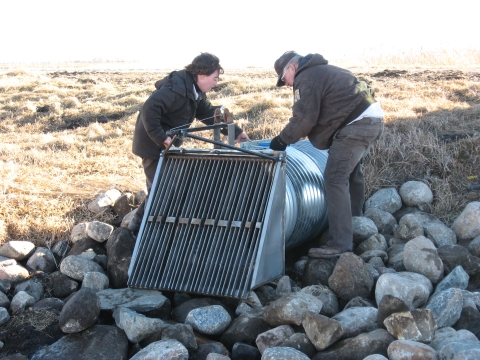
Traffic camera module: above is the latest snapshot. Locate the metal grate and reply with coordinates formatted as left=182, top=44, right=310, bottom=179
left=128, top=149, right=285, bottom=299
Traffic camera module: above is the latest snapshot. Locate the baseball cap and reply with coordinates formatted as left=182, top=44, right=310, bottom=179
left=274, top=51, right=299, bottom=87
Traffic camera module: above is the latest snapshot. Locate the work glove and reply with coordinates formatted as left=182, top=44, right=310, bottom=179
left=235, top=132, right=250, bottom=143
left=269, top=135, right=287, bottom=151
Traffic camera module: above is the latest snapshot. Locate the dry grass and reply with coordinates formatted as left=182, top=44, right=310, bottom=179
left=1, top=53, right=479, bottom=245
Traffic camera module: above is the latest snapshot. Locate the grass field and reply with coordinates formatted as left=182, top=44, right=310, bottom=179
left=1, top=50, right=479, bottom=246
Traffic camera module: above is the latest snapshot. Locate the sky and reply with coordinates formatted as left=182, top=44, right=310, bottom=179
left=1, top=0, right=477, bottom=68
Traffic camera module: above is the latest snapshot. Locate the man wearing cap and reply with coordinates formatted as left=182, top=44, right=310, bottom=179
left=270, top=51, right=384, bottom=256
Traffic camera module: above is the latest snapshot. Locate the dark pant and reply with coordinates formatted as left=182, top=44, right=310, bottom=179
left=323, top=117, right=384, bottom=249
left=135, top=157, right=159, bottom=220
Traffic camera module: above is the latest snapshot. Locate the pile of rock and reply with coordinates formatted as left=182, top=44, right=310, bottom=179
left=1, top=181, right=480, bottom=359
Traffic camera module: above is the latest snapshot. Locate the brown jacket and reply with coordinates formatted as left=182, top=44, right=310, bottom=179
left=279, top=54, right=376, bottom=150
left=132, top=70, right=242, bottom=159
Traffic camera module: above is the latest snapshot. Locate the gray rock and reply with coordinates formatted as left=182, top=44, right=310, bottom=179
left=394, top=213, right=424, bottom=241
left=10, top=290, right=35, bottom=314
left=30, top=325, right=129, bottom=360
left=328, top=253, right=374, bottom=301
left=235, top=301, right=253, bottom=316
left=437, top=245, right=480, bottom=276
left=81, top=271, right=109, bottom=291
left=399, top=181, right=433, bottom=211
left=311, top=329, right=394, bottom=360
left=453, top=305, right=480, bottom=338
left=426, top=288, right=463, bottom=328
left=33, top=298, right=64, bottom=313
left=87, top=189, right=122, bottom=214
left=49, top=271, right=78, bottom=298
left=0, top=255, right=16, bottom=267
left=361, top=250, right=388, bottom=264
left=220, top=309, right=270, bottom=349
left=263, top=292, right=323, bottom=326
left=375, top=272, right=433, bottom=309
left=15, top=279, right=44, bottom=302
left=244, top=290, right=263, bottom=309
left=232, top=342, right=261, bottom=360
left=112, top=193, right=135, bottom=218
left=189, top=341, right=229, bottom=360
left=364, top=207, right=398, bottom=235
left=25, top=247, right=56, bottom=273
left=67, top=237, right=106, bottom=256
left=130, top=339, right=188, bottom=360
left=160, top=323, right=197, bottom=350
left=59, top=287, right=100, bottom=333
left=387, top=340, right=437, bottom=360
left=384, top=309, right=436, bottom=342
left=451, top=201, right=480, bottom=242
left=468, top=235, right=480, bottom=257
left=344, top=296, right=375, bottom=309
left=97, top=288, right=170, bottom=314
left=276, top=275, right=292, bottom=296
left=52, top=240, right=71, bottom=258
left=86, top=221, right=114, bottom=243
left=429, top=327, right=479, bottom=352
left=120, top=209, right=138, bottom=228
left=70, top=223, right=88, bottom=243
left=302, top=311, right=343, bottom=351
left=113, top=307, right=168, bottom=343
left=301, top=258, right=334, bottom=287
left=363, top=356, right=388, bottom=360
left=299, top=285, right=339, bottom=317
left=434, top=265, right=469, bottom=296
left=172, top=297, right=230, bottom=323
left=438, top=340, right=480, bottom=360
left=403, top=236, right=444, bottom=284
left=368, top=255, right=387, bottom=270
left=364, top=188, right=403, bottom=214
left=60, top=255, right=105, bottom=281
left=0, top=291, right=10, bottom=308
left=185, top=305, right=232, bottom=336
left=262, top=346, right=310, bottom=360
left=424, top=222, right=457, bottom=247
left=280, top=332, right=316, bottom=358
left=356, top=233, right=388, bottom=255
left=333, top=306, right=378, bottom=339
left=106, top=227, right=136, bottom=288
left=255, top=325, right=295, bottom=354
left=206, top=354, right=230, bottom=360
left=293, top=259, right=308, bottom=280
left=0, top=307, right=10, bottom=326
left=377, top=295, right=410, bottom=328
left=0, top=240, right=35, bottom=260
left=352, top=216, right=378, bottom=245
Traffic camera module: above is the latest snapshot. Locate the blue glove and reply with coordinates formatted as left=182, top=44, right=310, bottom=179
left=269, top=135, right=287, bottom=151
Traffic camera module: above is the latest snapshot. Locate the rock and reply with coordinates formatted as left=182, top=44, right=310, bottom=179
left=33, top=298, right=65, bottom=313
left=429, top=327, right=479, bottom=352
left=375, top=272, right=433, bottom=309
left=403, top=236, right=444, bottom=284
left=262, top=346, right=310, bottom=360
left=255, top=325, right=295, bottom=354
left=59, top=287, right=100, bottom=333
left=293, top=259, right=308, bottom=280
left=244, top=290, right=263, bottom=309
left=97, top=288, right=170, bottom=317
left=302, top=311, right=343, bottom=351
left=399, top=181, right=433, bottom=211
left=262, top=292, right=323, bottom=326
left=356, top=233, right=388, bottom=255
left=332, top=307, right=378, bottom=339
left=59, top=255, right=105, bottom=281
left=70, top=223, right=88, bottom=243
left=112, top=193, right=135, bottom=218
left=189, top=341, right=229, bottom=360
left=433, top=265, right=469, bottom=295
left=301, top=258, right=334, bottom=287
left=363, top=356, right=388, bottom=360
left=231, top=342, right=261, bottom=360
left=67, top=237, right=106, bottom=256
left=87, top=189, right=122, bottom=214
left=328, top=253, right=374, bottom=301
left=160, top=323, right=197, bottom=350
left=106, top=227, right=136, bottom=288
left=172, top=298, right=231, bottom=323
left=437, top=245, right=480, bottom=275
left=383, top=309, right=436, bottom=342
left=0, top=291, right=10, bottom=308
left=394, top=213, right=424, bottom=241
left=368, top=256, right=387, bottom=271
left=0, top=307, right=10, bottom=326
left=0, top=255, right=16, bottom=267
left=276, top=275, right=292, bottom=296
left=377, top=295, right=410, bottom=328
left=15, top=279, right=44, bottom=302
left=280, top=332, right=317, bottom=358
left=49, top=271, right=79, bottom=298
left=113, top=307, right=168, bottom=343
left=344, top=296, right=375, bottom=309
left=81, top=271, right=109, bottom=291
left=424, top=222, right=457, bottom=247
left=352, top=217, right=378, bottom=244
left=235, top=301, right=253, bottom=316
left=52, top=240, right=71, bottom=258
left=206, top=354, right=230, bottom=360
left=387, top=340, right=438, bottom=360
left=299, top=285, right=339, bottom=317
left=30, top=325, right=129, bottom=360
left=360, top=250, right=388, bottom=264
left=10, top=290, right=35, bottom=314
left=120, top=209, right=138, bottom=228
left=453, top=305, right=480, bottom=337
left=468, top=235, right=480, bottom=257
left=311, top=329, right=394, bottom=360
left=364, top=207, right=398, bottom=235
left=438, top=340, right=480, bottom=360
left=185, top=305, right=232, bottom=336
left=0, top=240, right=36, bottom=260
left=86, top=221, right=114, bottom=242
left=451, top=202, right=480, bottom=241
left=365, top=188, right=402, bottom=214
left=426, top=288, right=463, bottom=328
left=220, top=310, right=271, bottom=349
left=25, top=247, right=56, bottom=273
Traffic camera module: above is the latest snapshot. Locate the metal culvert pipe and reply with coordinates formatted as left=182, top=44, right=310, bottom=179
left=242, top=140, right=329, bottom=249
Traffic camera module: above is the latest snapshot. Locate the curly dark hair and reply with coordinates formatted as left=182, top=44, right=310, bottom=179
left=185, top=53, right=224, bottom=78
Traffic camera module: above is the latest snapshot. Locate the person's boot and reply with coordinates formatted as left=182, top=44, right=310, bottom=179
left=128, top=216, right=142, bottom=233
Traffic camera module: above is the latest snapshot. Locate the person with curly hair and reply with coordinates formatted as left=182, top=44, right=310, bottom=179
left=129, top=53, right=250, bottom=232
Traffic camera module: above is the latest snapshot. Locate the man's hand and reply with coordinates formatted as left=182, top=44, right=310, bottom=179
left=269, top=135, right=287, bottom=151
left=235, top=132, right=250, bottom=143
left=163, top=136, right=172, bottom=147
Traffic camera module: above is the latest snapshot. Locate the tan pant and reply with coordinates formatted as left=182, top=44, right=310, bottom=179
left=323, top=117, right=384, bottom=249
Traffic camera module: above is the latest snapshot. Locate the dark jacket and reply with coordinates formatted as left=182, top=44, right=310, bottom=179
left=279, top=54, right=376, bottom=150
left=132, top=70, right=242, bottom=159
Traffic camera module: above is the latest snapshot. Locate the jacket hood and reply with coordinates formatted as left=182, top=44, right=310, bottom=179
left=154, top=70, right=203, bottom=101
left=296, top=53, right=328, bottom=75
